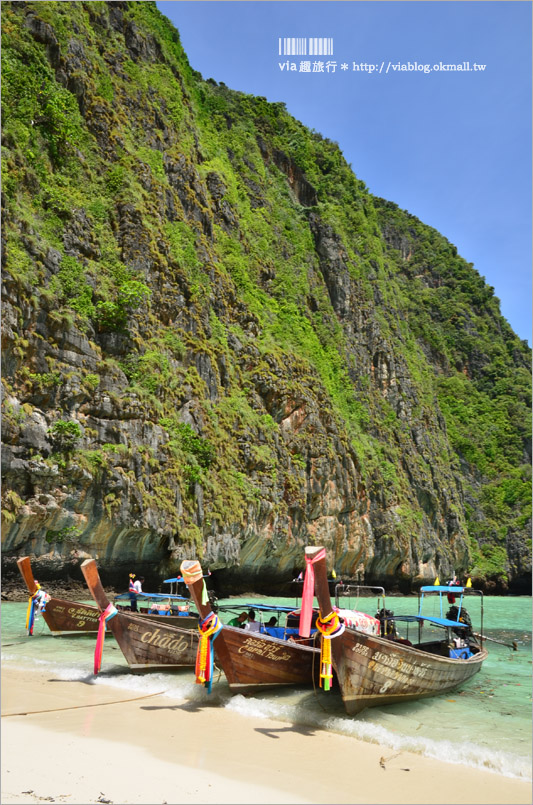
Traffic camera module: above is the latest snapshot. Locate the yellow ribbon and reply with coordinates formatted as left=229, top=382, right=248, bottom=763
left=315, top=611, right=342, bottom=691
left=196, top=613, right=221, bottom=685
left=25, top=583, right=41, bottom=630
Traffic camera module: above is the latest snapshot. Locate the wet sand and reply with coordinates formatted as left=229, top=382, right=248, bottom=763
left=1, top=667, right=531, bottom=805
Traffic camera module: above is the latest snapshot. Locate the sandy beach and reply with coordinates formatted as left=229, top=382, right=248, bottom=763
left=1, top=667, right=531, bottom=805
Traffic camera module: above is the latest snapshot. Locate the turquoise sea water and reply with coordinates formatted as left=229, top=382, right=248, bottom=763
left=2, top=594, right=531, bottom=780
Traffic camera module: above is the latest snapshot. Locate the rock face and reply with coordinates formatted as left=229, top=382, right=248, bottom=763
left=1, top=2, right=530, bottom=594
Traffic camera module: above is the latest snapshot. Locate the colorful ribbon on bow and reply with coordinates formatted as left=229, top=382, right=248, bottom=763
left=299, top=547, right=326, bottom=637
left=315, top=611, right=345, bottom=691
left=25, top=584, right=42, bottom=636
left=195, top=612, right=222, bottom=694
left=94, top=604, right=118, bottom=675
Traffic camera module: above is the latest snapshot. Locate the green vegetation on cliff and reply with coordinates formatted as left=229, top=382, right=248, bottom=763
left=1, top=1, right=530, bottom=590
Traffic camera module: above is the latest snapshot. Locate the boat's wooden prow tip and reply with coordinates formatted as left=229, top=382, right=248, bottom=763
left=305, top=545, right=325, bottom=557
left=80, top=557, right=109, bottom=610
left=180, top=559, right=196, bottom=571
left=17, top=556, right=37, bottom=593
left=81, top=558, right=99, bottom=585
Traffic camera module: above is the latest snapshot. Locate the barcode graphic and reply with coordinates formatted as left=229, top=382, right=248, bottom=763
left=278, top=38, right=334, bottom=56
left=309, top=38, right=333, bottom=55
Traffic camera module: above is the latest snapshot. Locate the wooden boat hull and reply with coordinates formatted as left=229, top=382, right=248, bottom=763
left=17, top=557, right=100, bottom=635
left=17, top=555, right=198, bottom=636
left=37, top=598, right=101, bottom=634
left=215, top=626, right=320, bottom=693
left=104, top=610, right=199, bottom=670
left=333, top=628, right=488, bottom=714
left=303, top=545, right=489, bottom=716
left=80, top=559, right=200, bottom=670
left=33, top=600, right=198, bottom=636
left=180, top=559, right=323, bottom=693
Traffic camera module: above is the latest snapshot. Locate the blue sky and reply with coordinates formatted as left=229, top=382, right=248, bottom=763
left=156, top=1, right=532, bottom=344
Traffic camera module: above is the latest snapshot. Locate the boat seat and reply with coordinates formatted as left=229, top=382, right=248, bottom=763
left=449, top=647, right=472, bottom=659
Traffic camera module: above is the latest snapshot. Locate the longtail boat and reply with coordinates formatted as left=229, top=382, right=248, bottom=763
left=304, top=546, right=488, bottom=715
left=180, top=559, right=323, bottom=693
left=17, top=556, right=200, bottom=636
left=17, top=556, right=100, bottom=635
left=81, top=558, right=199, bottom=672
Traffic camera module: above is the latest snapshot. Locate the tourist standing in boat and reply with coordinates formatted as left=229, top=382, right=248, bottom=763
left=129, top=574, right=144, bottom=612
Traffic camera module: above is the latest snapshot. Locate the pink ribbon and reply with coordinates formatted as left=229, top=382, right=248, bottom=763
left=299, top=547, right=326, bottom=637
left=94, top=604, right=117, bottom=675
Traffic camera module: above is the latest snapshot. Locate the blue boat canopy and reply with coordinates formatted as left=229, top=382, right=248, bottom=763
left=114, top=592, right=191, bottom=602
left=217, top=603, right=296, bottom=613
left=392, top=614, right=470, bottom=629
left=420, top=585, right=466, bottom=594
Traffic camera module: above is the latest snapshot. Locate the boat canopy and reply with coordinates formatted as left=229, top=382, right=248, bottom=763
left=114, top=592, right=191, bottom=602
left=217, top=603, right=296, bottom=613
left=392, top=614, right=470, bottom=629
left=420, top=585, right=466, bottom=594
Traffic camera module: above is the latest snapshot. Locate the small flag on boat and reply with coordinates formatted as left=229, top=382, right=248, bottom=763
left=466, top=577, right=472, bottom=588
left=201, top=580, right=209, bottom=605
left=331, top=569, right=336, bottom=579
left=434, top=576, right=440, bottom=585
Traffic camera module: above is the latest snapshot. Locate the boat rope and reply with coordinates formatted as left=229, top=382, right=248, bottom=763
left=315, top=611, right=344, bottom=691
left=93, top=604, right=118, bottom=675
left=195, top=612, right=222, bottom=694
left=2, top=689, right=167, bottom=718
left=300, top=547, right=326, bottom=638
left=2, top=642, right=33, bottom=647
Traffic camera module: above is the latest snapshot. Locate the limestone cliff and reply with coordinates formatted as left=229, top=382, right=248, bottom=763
left=2, top=1, right=530, bottom=593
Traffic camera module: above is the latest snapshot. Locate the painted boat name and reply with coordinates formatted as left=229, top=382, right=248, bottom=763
left=238, top=637, right=291, bottom=662
left=371, top=650, right=428, bottom=677
left=352, top=643, right=428, bottom=679
left=67, top=606, right=99, bottom=623
left=132, top=625, right=190, bottom=654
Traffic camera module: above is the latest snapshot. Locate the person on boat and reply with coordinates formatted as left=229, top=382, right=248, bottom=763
left=447, top=574, right=460, bottom=604
left=31, top=582, right=50, bottom=616
left=244, top=610, right=261, bottom=632
left=228, top=611, right=248, bottom=628
left=263, top=616, right=280, bottom=636
left=129, top=574, right=144, bottom=612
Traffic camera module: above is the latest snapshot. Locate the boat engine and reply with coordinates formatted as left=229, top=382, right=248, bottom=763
left=446, top=605, right=473, bottom=638
left=376, top=608, right=397, bottom=637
